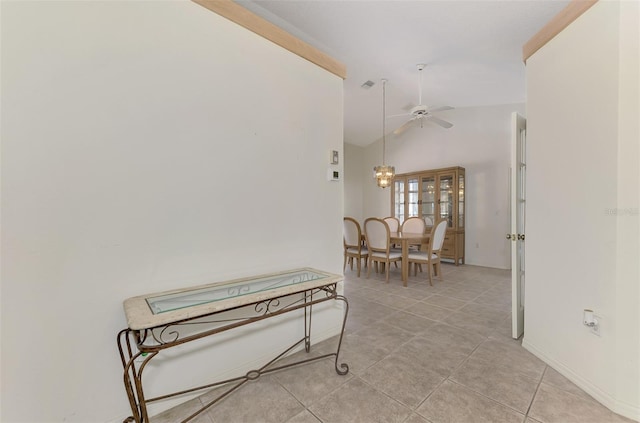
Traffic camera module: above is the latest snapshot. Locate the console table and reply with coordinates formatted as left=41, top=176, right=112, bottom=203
left=117, top=268, right=349, bottom=423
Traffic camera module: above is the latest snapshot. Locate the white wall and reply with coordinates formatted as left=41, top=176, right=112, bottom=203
left=524, top=1, right=639, bottom=420
left=0, top=1, right=344, bottom=422
left=343, top=143, right=365, bottom=223
left=614, top=0, right=639, bottom=417
left=358, top=103, right=524, bottom=269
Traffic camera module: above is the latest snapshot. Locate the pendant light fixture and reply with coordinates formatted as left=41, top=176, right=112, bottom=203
left=373, top=79, right=395, bottom=188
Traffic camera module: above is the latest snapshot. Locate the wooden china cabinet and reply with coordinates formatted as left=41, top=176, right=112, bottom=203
left=391, top=166, right=465, bottom=265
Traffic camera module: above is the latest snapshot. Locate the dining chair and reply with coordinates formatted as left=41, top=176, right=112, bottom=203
left=364, top=218, right=402, bottom=283
left=383, top=216, right=401, bottom=266
left=407, top=219, right=448, bottom=285
left=343, top=217, right=368, bottom=277
left=401, top=216, right=427, bottom=272
left=424, top=216, right=434, bottom=227
left=383, top=216, right=400, bottom=233
left=402, top=216, right=426, bottom=249
left=401, top=216, right=426, bottom=235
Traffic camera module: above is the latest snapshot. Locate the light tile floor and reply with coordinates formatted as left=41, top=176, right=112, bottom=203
left=153, top=264, right=634, bottom=423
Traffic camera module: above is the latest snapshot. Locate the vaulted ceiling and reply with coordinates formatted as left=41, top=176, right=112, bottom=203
left=238, top=0, right=570, bottom=146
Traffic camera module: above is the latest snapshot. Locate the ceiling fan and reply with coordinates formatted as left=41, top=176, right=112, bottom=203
left=390, top=64, right=454, bottom=136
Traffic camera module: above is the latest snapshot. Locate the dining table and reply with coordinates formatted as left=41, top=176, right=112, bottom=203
left=390, top=231, right=431, bottom=287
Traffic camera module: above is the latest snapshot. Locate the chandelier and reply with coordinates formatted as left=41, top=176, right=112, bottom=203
left=373, top=79, right=395, bottom=188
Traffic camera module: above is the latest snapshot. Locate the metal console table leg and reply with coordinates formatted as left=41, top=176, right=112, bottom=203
left=117, top=279, right=349, bottom=423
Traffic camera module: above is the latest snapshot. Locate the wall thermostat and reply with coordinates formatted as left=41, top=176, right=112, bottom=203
left=327, top=168, right=340, bottom=181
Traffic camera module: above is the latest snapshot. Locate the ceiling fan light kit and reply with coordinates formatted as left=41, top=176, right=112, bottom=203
left=374, top=79, right=395, bottom=189
left=391, top=64, right=454, bottom=136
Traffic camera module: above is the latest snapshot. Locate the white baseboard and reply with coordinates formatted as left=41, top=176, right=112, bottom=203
left=522, top=340, right=640, bottom=422
left=458, top=259, right=510, bottom=270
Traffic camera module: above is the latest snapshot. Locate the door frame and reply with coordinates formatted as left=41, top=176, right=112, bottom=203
left=511, top=112, right=526, bottom=339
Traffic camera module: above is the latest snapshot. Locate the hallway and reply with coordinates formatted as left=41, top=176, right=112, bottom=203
left=154, top=264, right=632, bottom=423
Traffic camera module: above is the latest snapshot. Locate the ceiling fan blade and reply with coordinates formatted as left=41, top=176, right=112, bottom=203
left=427, top=105, right=454, bottom=113
left=402, top=103, right=416, bottom=112
left=429, top=115, right=453, bottom=129
left=387, top=112, right=411, bottom=118
left=393, top=118, right=416, bottom=136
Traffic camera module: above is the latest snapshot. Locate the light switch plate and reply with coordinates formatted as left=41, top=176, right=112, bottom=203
left=330, top=150, right=339, bottom=164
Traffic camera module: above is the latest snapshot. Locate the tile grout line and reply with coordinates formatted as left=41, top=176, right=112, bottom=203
left=345, top=268, right=542, bottom=421
left=524, top=364, right=549, bottom=419
left=411, top=332, right=490, bottom=415
left=352, top=375, right=415, bottom=417
left=445, top=378, right=530, bottom=418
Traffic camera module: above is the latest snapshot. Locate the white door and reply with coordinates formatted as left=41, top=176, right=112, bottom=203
left=510, top=112, right=526, bottom=339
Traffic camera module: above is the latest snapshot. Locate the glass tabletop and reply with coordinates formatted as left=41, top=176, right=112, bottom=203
left=146, top=269, right=327, bottom=314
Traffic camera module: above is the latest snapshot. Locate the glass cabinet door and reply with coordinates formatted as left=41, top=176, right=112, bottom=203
left=438, top=173, right=455, bottom=228
left=391, top=167, right=464, bottom=265
left=393, top=168, right=464, bottom=232
left=407, top=177, right=419, bottom=219
left=421, top=175, right=436, bottom=226
left=394, top=179, right=405, bottom=223
left=458, top=172, right=465, bottom=228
